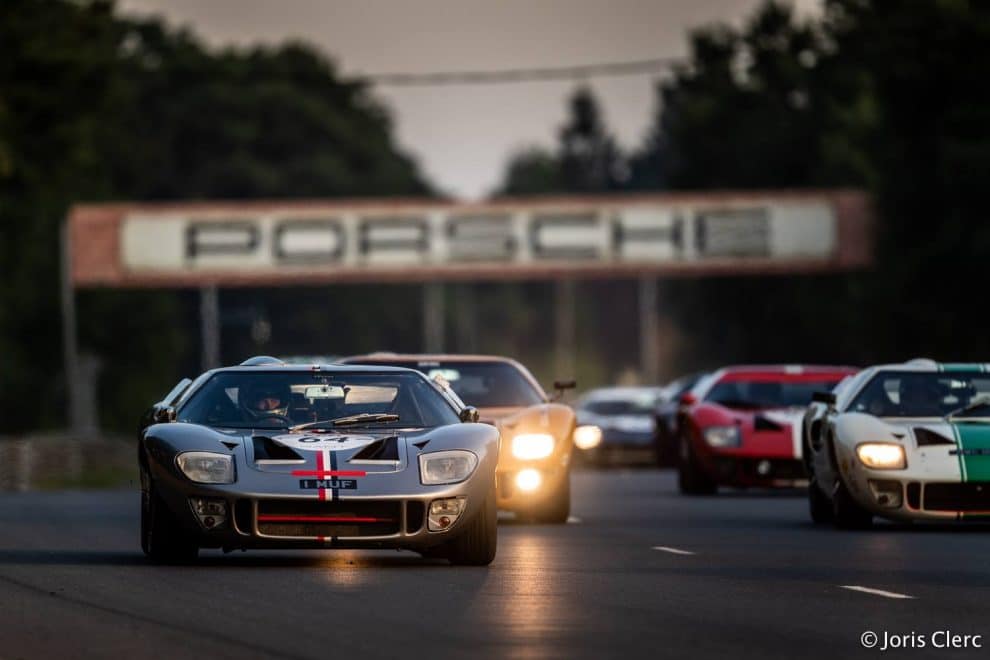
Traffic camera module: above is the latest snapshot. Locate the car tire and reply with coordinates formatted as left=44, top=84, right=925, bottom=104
left=832, top=478, right=873, bottom=530
left=534, top=474, right=571, bottom=524
left=677, top=436, right=717, bottom=495
left=808, top=475, right=834, bottom=524
left=444, top=481, right=498, bottom=566
left=141, top=470, right=199, bottom=563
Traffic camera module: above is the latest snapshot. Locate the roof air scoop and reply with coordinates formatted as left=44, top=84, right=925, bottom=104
left=240, top=356, right=286, bottom=367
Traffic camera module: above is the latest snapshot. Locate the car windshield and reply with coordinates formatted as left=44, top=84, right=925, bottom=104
left=351, top=360, right=544, bottom=408
left=706, top=378, right=845, bottom=409
left=849, top=370, right=990, bottom=418
left=177, top=371, right=460, bottom=429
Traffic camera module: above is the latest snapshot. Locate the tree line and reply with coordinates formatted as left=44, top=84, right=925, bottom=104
left=3, top=0, right=990, bottom=432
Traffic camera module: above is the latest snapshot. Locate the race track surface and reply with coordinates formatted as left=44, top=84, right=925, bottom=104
left=1, top=469, right=988, bottom=659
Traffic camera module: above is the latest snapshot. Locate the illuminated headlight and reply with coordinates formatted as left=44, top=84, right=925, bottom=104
left=573, top=425, right=603, bottom=450
left=703, top=426, right=741, bottom=448
left=511, top=433, right=555, bottom=460
left=856, top=443, right=907, bottom=470
left=176, top=452, right=235, bottom=484
left=515, top=468, right=542, bottom=492
left=419, top=450, right=479, bottom=485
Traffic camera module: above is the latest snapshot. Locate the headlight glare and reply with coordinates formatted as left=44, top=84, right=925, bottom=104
left=511, top=433, right=555, bottom=460
left=419, top=450, right=478, bottom=485
left=856, top=443, right=906, bottom=469
left=703, top=425, right=741, bottom=448
left=573, top=425, right=603, bottom=450
left=176, top=452, right=235, bottom=484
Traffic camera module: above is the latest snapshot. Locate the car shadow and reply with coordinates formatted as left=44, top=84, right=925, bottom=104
left=0, top=548, right=461, bottom=568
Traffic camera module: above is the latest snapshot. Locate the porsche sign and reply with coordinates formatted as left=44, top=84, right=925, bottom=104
left=67, top=191, right=872, bottom=287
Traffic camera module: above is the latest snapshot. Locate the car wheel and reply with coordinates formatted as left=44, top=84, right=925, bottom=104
left=808, top=475, right=834, bottom=524
left=677, top=436, right=717, bottom=495
left=443, top=481, right=497, bottom=566
left=832, top=478, right=873, bottom=530
left=141, top=470, right=199, bottom=563
left=534, top=474, right=571, bottom=524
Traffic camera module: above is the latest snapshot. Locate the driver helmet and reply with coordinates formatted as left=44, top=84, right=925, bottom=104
left=240, top=381, right=291, bottom=419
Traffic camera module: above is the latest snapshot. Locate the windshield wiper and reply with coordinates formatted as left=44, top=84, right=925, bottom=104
left=944, top=395, right=990, bottom=421
left=290, top=413, right=400, bottom=431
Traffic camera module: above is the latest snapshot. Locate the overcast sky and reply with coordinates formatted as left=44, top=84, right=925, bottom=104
left=118, top=0, right=819, bottom=199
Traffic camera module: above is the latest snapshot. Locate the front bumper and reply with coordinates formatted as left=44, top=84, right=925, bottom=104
left=699, top=450, right=806, bottom=487
left=153, top=471, right=488, bottom=551
left=842, top=470, right=990, bottom=521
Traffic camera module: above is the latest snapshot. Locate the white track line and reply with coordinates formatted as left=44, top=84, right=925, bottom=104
left=839, top=585, right=915, bottom=600
left=652, top=546, right=695, bottom=556
left=566, top=516, right=582, bottom=524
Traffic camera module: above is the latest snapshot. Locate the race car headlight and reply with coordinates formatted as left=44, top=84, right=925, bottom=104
left=573, top=425, right=603, bottom=450
left=176, top=452, right=235, bottom=484
left=703, top=425, right=741, bottom=448
left=511, top=433, right=555, bottom=460
left=419, top=450, right=479, bottom=485
left=856, top=443, right=907, bottom=470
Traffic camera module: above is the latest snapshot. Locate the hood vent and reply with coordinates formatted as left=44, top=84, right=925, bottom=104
left=252, top=435, right=303, bottom=461
left=754, top=415, right=784, bottom=431
left=914, top=427, right=955, bottom=446
left=351, top=436, right=400, bottom=462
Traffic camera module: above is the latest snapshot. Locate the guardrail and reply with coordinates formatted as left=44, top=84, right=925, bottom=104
left=0, top=433, right=136, bottom=491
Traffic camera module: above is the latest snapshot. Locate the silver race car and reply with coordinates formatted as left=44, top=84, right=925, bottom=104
left=805, top=359, right=990, bottom=528
left=138, top=357, right=498, bottom=564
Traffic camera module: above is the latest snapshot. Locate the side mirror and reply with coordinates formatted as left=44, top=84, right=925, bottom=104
left=459, top=406, right=480, bottom=423
left=811, top=391, right=837, bottom=406
left=679, top=392, right=697, bottom=406
left=154, top=405, right=177, bottom=424
left=551, top=379, right=576, bottom=402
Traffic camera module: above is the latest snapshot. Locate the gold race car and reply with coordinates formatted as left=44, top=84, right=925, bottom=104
left=339, top=354, right=578, bottom=523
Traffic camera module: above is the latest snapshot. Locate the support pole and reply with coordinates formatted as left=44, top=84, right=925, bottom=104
left=423, top=282, right=445, bottom=353
left=554, top=279, right=576, bottom=378
left=60, top=220, right=84, bottom=431
left=453, top=283, right=477, bottom=353
left=200, top=285, right=221, bottom=370
left=639, top=276, right=660, bottom=384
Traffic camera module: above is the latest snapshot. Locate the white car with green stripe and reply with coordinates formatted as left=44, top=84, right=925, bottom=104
left=806, top=359, right=990, bottom=528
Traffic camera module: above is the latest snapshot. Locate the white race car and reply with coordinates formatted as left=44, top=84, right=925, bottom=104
left=805, top=359, right=990, bottom=528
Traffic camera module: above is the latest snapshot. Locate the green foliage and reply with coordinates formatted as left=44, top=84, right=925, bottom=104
left=0, top=0, right=431, bottom=431
left=498, top=0, right=990, bottom=372
left=498, top=87, right=625, bottom=195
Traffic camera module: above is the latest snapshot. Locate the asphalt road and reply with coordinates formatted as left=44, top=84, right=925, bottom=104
left=1, top=470, right=989, bottom=660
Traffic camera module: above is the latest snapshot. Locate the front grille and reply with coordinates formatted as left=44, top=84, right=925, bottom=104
left=406, top=501, right=425, bottom=533
left=906, top=482, right=921, bottom=509
left=256, top=499, right=401, bottom=538
left=924, top=483, right=990, bottom=512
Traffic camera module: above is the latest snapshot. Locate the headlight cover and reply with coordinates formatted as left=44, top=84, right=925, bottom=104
left=511, top=433, right=555, bottom=460
left=176, top=452, right=235, bottom=484
left=419, top=450, right=479, bottom=485
left=703, top=425, right=741, bottom=448
left=856, top=443, right=907, bottom=469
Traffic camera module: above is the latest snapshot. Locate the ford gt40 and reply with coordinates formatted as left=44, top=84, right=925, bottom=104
left=138, top=358, right=498, bottom=564
left=677, top=364, right=857, bottom=494
left=806, top=359, right=990, bottom=528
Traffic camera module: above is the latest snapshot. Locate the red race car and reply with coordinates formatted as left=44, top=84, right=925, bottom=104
left=676, top=365, right=857, bottom=494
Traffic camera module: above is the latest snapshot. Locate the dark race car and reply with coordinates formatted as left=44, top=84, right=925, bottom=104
left=677, top=365, right=857, bottom=494
left=574, top=386, right=664, bottom=465
left=138, top=357, right=498, bottom=564
left=653, top=372, right=707, bottom=467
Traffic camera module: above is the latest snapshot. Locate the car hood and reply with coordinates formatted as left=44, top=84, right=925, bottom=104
left=245, top=427, right=430, bottom=474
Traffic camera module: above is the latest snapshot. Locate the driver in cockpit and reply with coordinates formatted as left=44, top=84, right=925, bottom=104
left=240, top=383, right=291, bottom=422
